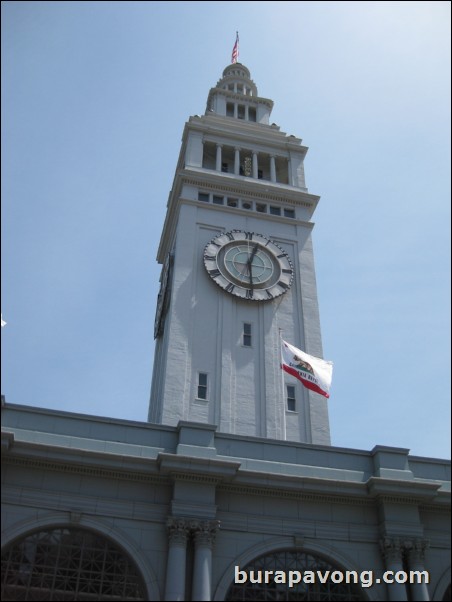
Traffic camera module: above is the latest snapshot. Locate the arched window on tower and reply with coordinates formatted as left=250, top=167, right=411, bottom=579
left=1, top=526, right=148, bottom=601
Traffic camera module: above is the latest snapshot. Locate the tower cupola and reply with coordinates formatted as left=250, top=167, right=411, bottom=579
left=206, top=63, right=273, bottom=124
left=217, top=63, right=258, bottom=97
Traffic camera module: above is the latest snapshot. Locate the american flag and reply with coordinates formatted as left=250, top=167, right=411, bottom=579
left=231, top=32, right=239, bottom=64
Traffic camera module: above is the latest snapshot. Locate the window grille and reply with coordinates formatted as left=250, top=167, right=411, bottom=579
left=225, top=549, right=365, bottom=601
left=1, top=527, right=147, bottom=601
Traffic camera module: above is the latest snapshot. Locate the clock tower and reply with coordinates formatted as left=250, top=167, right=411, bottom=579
left=149, top=63, right=330, bottom=445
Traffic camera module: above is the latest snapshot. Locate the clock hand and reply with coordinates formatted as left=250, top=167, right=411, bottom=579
left=247, top=244, right=259, bottom=288
left=249, top=244, right=259, bottom=263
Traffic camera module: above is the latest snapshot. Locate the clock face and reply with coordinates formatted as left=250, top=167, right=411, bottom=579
left=203, top=230, right=294, bottom=301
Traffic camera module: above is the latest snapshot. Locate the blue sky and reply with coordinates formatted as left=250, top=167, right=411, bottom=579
left=1, top=1, right=450, bottom=459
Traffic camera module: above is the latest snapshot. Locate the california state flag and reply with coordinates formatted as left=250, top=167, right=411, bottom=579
left=281, top=340, right=333, bottom=398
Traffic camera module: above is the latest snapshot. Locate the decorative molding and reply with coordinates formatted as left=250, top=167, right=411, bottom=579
left=182, top=176, right=315, bottom=207
left=379, top=536, right=430, bottom=565
left=167, top=516, right=220, bottom=547
left=2, top=484, right=169, bottom=526
left=191, top=519, right=221, bottom=548
left=2, top=454, right=169, bottom=485
left=167, top=517, right=191, bottom=545
left=217, top=482, right=374, bottom=506
left=379, top=536, right=404, bottom=563
left=168, top=472, right=223, bottom=486
left=405, top=539, right=430, bottom=564
left=419, top=503, right=451, bottom=514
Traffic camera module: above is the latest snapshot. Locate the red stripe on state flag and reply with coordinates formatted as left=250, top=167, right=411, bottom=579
left=282, top=364, right=330, bottom=398
left=281, top=339, right=333, bottom=399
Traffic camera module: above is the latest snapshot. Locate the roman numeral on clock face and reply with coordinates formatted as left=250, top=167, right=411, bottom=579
left=278, top=281, right=289, bottom=290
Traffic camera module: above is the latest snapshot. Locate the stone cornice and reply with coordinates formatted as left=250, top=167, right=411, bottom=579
left=367, top=476, right=442, bottom=501
left=157, top=452, right=241, bottom=482
left=207, top=88, right=274, bottom=109
left=182, top=173, right=316, bottom=206
left=216, top=482, right=374, bottom=506
left=2, top=453, right=168, bottom=485
left=188, top=114, right=303, bottom=150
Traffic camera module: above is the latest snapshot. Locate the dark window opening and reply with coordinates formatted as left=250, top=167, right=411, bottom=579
left=197, top=373, right=208, bottom=400
left=243, top=323, right=252, bottom=347
left=287, top=385, right=296, bottom=411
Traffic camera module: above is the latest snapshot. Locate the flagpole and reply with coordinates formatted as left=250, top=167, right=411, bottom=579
left=278, top=328, right=287, bottom=441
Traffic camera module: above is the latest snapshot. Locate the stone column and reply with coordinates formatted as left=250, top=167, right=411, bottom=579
left=380, top=537, right=408, bottom=601
left=406, top=539, right=430, bottom=601
left=191, top=520, right=220, bottom=602
left=234, top=147, right=240, bottom=175
left=216, top=144, right=222, bottom=171
left=287, top=157, right=293, bottom=186
left=270, top=155, right=276, bottom=182
left=252, top=152, right=258, bottom=179
left=245, top=105, right=249, bottom=120
left=165, top=518, right=189, bottom=601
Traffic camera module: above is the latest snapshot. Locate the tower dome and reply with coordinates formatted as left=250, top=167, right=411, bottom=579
left=216, top=63, right=258, bottom=97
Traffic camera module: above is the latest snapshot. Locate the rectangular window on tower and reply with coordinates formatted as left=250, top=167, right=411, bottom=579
left=197, top=373, right=208, bottom=400
left=287, top=385, right=296, bottom=412
left=243, top=323, right=252, bottom=347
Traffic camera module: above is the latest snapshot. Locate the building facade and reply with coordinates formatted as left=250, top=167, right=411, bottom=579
left=1, top=64, right=451, bottom=602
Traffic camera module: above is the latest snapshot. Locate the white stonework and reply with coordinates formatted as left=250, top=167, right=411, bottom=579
left=149, top=64, right=329, bottom=445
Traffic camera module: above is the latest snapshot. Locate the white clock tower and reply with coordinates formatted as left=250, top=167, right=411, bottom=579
left=149, top=63, right=330, bottom=445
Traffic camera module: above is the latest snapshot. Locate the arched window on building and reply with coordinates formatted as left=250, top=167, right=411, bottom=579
left=1, top=526, right=147, bottom=601
left=225, top=548, right=366, bottom=601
